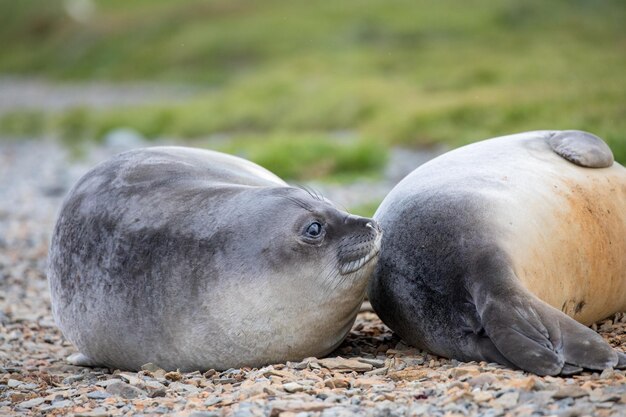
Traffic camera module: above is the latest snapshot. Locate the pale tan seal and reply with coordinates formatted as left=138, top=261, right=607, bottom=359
left=368, top=130, right=626, bottom=375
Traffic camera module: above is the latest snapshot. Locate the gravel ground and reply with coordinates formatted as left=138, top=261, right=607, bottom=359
left=2, top=140, right=626, bottom=417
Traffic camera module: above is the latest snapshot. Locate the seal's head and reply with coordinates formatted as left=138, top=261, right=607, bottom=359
left=270, top=186, right=382, bottom=284
left=205, top=185, right=382, bottom=366
left=229, top=185, right=382, bottom=294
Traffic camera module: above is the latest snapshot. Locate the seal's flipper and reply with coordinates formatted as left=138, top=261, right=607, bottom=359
left=556, top=307, right=618, bottom=372
left=548, top=130, right=614, bottom=168
left=464, top=332, right=517, bottom=368
left=477, top=292, right=618, bottom=376
left=560, top=364, right=584, bottom=376
left=477, top=294, right=563, bottom=375
left=67, top=353, right=99, bottom=368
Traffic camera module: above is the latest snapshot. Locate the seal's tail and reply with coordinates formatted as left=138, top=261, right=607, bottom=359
left=475, top=286, right=623, bottom=376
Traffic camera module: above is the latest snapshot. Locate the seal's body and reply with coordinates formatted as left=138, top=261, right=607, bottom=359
left=368, top=130, right=626, bottom=375
left=49, top=147, right=381, bottom=371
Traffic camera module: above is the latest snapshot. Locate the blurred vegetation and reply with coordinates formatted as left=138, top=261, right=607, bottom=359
left=1, top=0, right=625, bottom=176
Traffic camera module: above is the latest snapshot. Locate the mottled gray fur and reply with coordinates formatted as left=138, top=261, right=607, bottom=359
left=49, top=147, right=381, bottom=371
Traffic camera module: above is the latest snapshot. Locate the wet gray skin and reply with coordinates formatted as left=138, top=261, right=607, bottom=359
left=48, top=147, right=382, bottom=371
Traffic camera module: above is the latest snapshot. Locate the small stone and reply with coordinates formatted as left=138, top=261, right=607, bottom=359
left=531, top=378, right=549, bottom=391
left=149, top=388, right=167, bottom=398
left=239, top=380, right=270, bottom=399
left=75, top=407, right=110, bottom=417
left=204, top=397, right=222, bottom=407
left=508, top=377, right=538, bottom=390
left=552, top=386, right=590, bottom=399
left=169, top=381, right=201, bottom=393
left=10, top=392, right=28, bottom=403
left=288, top=358, right=319, bottom=370
left=473, top=391, right=493, bottom=403
left=152, top=369, right=167, bottom=379
left=282, top=382, right=305, bottom=393
left=62, top=374, right=85, bottom=384
left=364, top=367, right=389, bottom=376
left=96, top=379, right=122, bottom=388
left=352, top=377, right=386, bottom=388
left=600, top=368, right=616, bottom=379
left=143, top=379, right=166, bottom=389
left=269, top=401, right=332, bottom=416
left=86, top=390, right=111, bottom=400
left=44, top=393, right=64, bottom=403
left=324, top=377, right=351, bottom=389
left=18, top=397, right=44, bottom=409
left=388, top=368, right=430, bottom=381
left=119, top=372, right=143, bottom=386
left=590, top=390, right=622, bottom=403
left=493, top=392, right=519, bottom=408
left=7, top=379, right=22, bottom=388
left=143, top=380, right=167, bottom=398
left=106, top=381, right=146, bottom=399
left=263, top=386, right=281, bottom=396
left=263, top=369, right=293, bottom=379
left=357, top=358, right=385, bottom=367
left=215, top=377, right=237, bottom=384
left=233, top=404, right=260, bottom=417
left=449, top=367, right=480, bottom=379
left=164, top=370, right=183, bottom=381
left=599, top=320, right=613, bottom=331
left=49, top=399, right=73, bottom=409
left=318, top=357, right=373, bottom=372
left=141, top=363, right=162, bottom=372
left=467, top=374, right=497, bottom=387
left=189, top=412, right=220, bottom=417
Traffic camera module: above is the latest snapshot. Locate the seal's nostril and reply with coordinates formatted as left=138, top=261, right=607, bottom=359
left=366, top=219, right=381, bottom=233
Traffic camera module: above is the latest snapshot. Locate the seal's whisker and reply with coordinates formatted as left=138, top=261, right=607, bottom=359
left=295, top=184, right=325, bottom=202
left=280, top=195, right=313, bottom=211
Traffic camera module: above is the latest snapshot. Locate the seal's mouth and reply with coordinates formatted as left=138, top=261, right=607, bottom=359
left=338, top=222, right=382, bottom=275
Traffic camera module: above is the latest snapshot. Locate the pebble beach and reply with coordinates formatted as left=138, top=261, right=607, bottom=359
left=2, top=139, right=626, bottom=417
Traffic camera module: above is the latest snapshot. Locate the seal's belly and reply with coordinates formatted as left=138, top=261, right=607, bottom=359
left=497, top=164, right=626, bottom=325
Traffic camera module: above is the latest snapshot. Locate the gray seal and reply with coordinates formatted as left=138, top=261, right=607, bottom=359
left=48, top=147, right=381, bottom=371
left=368, top=130, right=626, bottom=376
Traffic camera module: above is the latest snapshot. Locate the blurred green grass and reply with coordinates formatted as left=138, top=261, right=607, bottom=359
left=1, top=0, right=625, bottom=175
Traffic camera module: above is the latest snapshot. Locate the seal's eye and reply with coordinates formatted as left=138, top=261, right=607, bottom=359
left=306, top=222, right=323, bottom=237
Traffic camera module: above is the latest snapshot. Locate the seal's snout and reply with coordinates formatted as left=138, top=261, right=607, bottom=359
left=343, top=214, right=362, bottom=225
left=338, top=215, right=382, bottom=275
left=344, top=215, right=382, bottom=235
left=366, top=219, right=382, bottom=234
